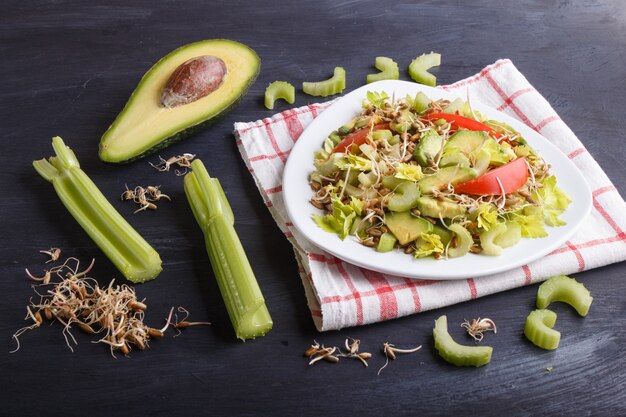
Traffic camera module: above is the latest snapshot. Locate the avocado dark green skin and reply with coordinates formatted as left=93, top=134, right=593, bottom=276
left=98, top=39, right=260, bottom=164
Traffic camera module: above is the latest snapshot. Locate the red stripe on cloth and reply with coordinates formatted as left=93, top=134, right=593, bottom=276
left=592, top=186, right=625, bottom=237
left=335, top=262, right=364, bottom=325
left=263, top=119, right=288, bottom=163
left=549, top=234, right=626, bottom=255
left=535, top=115, right=561, bottom=131
left=235, top=139, right=243, bottom=145
left=286, top=222, right=294, bottom=227
left=311, top=309, right=322, bottom=317
left=283, top=109, right=305, bottom=142
left=308, top=104, right=319, bottom=118
left=496, top=87, right=535, bottom=111
left=483, top=71, right=536, bottom=129
left=249, top=152, right=287, bottom=163
left=265, top=185, right=283, bottom=195
left=307, top=253, right=338, bottom=263
left=404, top=278, right=422, bottom=312
left=319, top=278, right=439, bottom=304
left=265, top=200, right=273, bottom=208
left=568, top=147, right=587, bottom=160
left=522, top=265, right=532, bottom=285
left=467, top=278, right=478, bottom=299
left=284, top=231, right=293, bottom=238
left=360, top=269, right=399, bottom=321
left=566, top=240, right=585, bottom=272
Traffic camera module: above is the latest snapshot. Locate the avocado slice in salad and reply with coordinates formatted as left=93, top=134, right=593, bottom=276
left=385, top=211, right=433, bottom=245
left=418, top=166, right=477, bottom=194
left=99, top=39, right=260, bottom=163
left=416, top=196, right=466, bottom=219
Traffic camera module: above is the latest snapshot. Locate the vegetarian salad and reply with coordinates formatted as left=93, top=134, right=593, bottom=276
left=309, top=91, right=571, bottom=259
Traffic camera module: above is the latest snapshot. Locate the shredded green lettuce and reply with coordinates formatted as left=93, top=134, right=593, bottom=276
left=312, top=196, right=363, bottom=240
left=363, top=91, right=390, bottom=108
left=476, top=203, right=499, bottom=231
left=414, top=233, right=444, bottom=258
left=393, top=163, right=423, bottom=182
left=510, top=206, right=548, bottom=238
left=335, top=154, right=372, bottom=171
left=532, top=175, right=572, bottom=226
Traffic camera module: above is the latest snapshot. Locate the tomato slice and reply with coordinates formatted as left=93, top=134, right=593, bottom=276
left=454, top=157, right=529, bottom=195
left=332, top=123, right=390, bottom=153
left=423, top=112, right=506, bottom=142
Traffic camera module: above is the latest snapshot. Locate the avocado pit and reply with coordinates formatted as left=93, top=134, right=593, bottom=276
left=160, top=55, right=227, bottom=108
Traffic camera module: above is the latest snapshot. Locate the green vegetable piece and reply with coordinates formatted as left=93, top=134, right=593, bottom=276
left=442, top=98, right=466, bottom=114
left=411, top=91, right=432, bottom=114
left=264, top=81, right=295, bottom=110
left=447, top=224, right=473, bottom=258
left=376, top=232, right=397, bottom=253
left=388, top=182, right=420, bottom=212
left=524, top=309, right=560, bottom=350
left=416, top=196, right=466, bottom=219
left=439, top=152, right=470, bottom=168
left=414, top=130, right=443, bottom=167
left=315, top=152, right=344, bottom=176
left=385, top=211, right=433, bottom=245
left=493, top=221, right=522, bottom=248
left=537, top=275, right=593, bottom=317
left=382, top=175, right=407, bottom=190
left=99, top=39, right=260, bottom=163
left=479, top=222, right=507, bottom=256
left=366, top=56, right=400, bottom=84
left=408, top=52, right=441, bottom=86
left=184, top=159, right=273, bottom=340
left=433, top=315, right=493, bottom=367
left=432, top=224, right=453, bottom=246
left=338, top=119, right=356, bottom=135
left=33, top=137, right=162, bottom=283
left=302, top=67, right=346, bottom=97
left=371, top=129, right=393, bottom=143
left=418, top=166, right=476, bottom=194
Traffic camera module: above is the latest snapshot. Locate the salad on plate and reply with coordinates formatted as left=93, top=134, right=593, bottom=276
left=308, top=91, right=571, bottom=260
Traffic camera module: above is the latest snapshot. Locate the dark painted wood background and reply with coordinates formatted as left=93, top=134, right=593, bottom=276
left=2, top=1, right=625, bottom=416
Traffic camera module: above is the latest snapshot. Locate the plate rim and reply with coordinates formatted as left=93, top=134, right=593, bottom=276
left=282, top=80, right=592, bottom=280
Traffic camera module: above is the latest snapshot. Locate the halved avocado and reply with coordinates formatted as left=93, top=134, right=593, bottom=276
left=99, top=39, right=260, bottom=163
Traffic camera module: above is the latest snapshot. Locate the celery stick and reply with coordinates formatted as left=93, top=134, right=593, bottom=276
left=433, top=315, right=492, bottom=367
left=408, top=52, right=441, bottom=87
left=366, top=57, right=399, bottom=84
left=33, top=137, right=162, bottom=283
left=302, top=67, right=346, bottom=97
left=524, top=309, right=560, bottom=350
left=184, top=159, right=272, bottom=340
left=264, top=81, right=295, bottom=110
left=537, top=275, right=593, bottom=317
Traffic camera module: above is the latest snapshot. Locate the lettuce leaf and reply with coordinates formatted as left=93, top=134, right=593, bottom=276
left=475, top=203, right=499, bottom=231
left=509, top=206, right=548, bottom=238
left=335, top=154, right=372, bottom=171
left=393, top=163, right=423, bottom=182
left=532, top=175, right=572, bottom=226
left=414, top=233, right=444, bottom=258
left=311, top=196, right=363, bottom=240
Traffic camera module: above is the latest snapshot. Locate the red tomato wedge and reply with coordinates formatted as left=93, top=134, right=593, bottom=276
left=423, top=112, right=505, bottom=141
left=332, top=123, right=390, bottom=153
left=454, top=157, right=529, bottom=195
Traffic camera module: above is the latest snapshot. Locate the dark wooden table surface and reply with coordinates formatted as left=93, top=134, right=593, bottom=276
left=2, top=1, right=625, bottom=416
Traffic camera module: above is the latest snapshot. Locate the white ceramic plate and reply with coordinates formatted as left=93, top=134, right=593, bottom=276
left=282, top=80, right=592, bottom=280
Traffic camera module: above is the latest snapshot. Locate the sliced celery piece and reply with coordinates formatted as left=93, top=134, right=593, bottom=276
left=479, top=223, right=507, bottom=256
left=408, top=52, right=441, bottom=87
left=33, top=137, right=162, bottom=283
left=387, top=182, right=420, bottom=212
left=376, top=232, right=397, bottom=253
left=433, top=315, right=493, bottom=367
left=184, top=159, right=272, bottom=340
left=537, top=275, right=593, bottom=317
left=302, top=67, right=346, bottom=97
left=264, top=81, right=295, bottom=110
left=447, top=224, right=473, bottom=258
left=412, top=91, right=432, bottom=114
left=443, top=98, right=466, bottom=114
left=524, top=309, right=560, bottom=350
left=366, top=56, right=400, bottom=84
left=493, top=221, right=522, bottom=248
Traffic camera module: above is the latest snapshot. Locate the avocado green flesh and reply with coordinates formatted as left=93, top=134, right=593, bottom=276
left=416, top=196, right=466, bottom=219
left=418, top=166, right=476, bottom=194
left=385, top=211, right=433, bottom=245
left=99, top=39, right=260, bottom=163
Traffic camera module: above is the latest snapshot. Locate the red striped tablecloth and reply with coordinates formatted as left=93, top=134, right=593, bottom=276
left=234, top=59, right=626, bottom=331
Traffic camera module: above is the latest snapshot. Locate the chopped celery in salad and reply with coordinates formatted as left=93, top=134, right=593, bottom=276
left=309, top=91, right=571, bottom=259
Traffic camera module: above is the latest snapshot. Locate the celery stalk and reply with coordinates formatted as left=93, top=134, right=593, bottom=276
left=33, top=137, right=162, bottom=283
left=184, top=159, right=272, bottom=340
